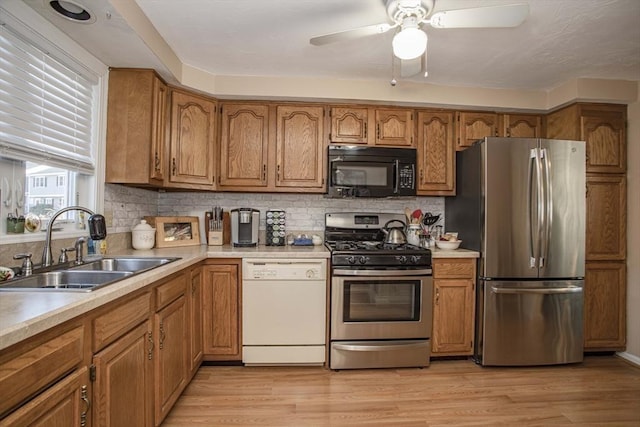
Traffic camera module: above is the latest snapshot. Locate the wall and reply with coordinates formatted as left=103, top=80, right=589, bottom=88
left=622, top=84, right=640, bottom=362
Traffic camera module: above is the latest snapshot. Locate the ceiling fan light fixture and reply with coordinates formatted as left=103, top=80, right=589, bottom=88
left=392, top=26, right=427, bottom=60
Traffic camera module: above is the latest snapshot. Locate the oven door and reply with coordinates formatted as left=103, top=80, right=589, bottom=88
left=331, top=269, right=433, bottom=340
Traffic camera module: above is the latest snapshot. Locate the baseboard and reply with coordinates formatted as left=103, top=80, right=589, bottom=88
left=616, top=351, right=640, bottom=367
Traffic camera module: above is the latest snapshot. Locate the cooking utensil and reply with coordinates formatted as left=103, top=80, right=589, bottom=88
left=422, top=213, right=440, bottom=227
left=382, top=219, right=407, bottom=244
left=404, top=207, right=412, bottom=224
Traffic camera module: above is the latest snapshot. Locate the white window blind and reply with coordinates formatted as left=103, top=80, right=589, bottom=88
left=0, top=20, right=97, bottom=174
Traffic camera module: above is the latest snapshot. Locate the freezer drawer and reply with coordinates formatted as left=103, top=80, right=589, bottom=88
left=476, top=279, right=584, bottom=366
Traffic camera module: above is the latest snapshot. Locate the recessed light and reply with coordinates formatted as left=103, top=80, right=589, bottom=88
left=49, top=1, right=95, bottom=23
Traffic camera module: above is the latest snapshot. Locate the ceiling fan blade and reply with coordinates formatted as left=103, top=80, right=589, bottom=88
left=310, top=23, right=392, bottom=46
left=429, top=3, right=529, bottom=29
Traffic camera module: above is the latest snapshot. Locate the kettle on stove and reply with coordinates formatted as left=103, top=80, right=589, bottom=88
left=381, top=219, right=407, bottom=245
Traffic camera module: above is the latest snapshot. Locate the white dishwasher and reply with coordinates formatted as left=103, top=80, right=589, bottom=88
left=242, top=258, right=327, bottom=365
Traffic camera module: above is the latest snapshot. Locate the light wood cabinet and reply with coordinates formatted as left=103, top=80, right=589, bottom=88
left=0, top=367, right=90, bottom=427
left=93, top=320, right=154, bottom=427
left=546, top=103, right=626, bottom=174
left=416, top=110, right=455, bottom=195
left=202, top=261, right=242, bottom=361
left=106, top=68, right=167, bottom=186
left=154, top=289, right=188, bottom=425
left=456, top=111, right=498, bottom=150
left=218, top=103, right=269, bottom=189
left=188, top=266, right=203, bottom=379
left=584, top=262, right=626, bottom=350
left=586, top=174, right=626, bottom=261
left=375, top=108, right=414, bottom=147
left=167, top=89, right=217, bottom=189
left=275, top=104, right=325, bottom=190
left=501, top=113, right=543, bottom=138
left=432, top=258, right=476, bottom=356
left=330, top=106, right=370, bottom=144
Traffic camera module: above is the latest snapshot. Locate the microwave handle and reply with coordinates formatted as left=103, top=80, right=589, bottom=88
left=394, top=159, right=399, bottom=194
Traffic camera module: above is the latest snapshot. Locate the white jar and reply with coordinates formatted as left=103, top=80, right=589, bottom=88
left=406, top=224, right=421, bottom=246
left=132, top=220, right=156, bottom=250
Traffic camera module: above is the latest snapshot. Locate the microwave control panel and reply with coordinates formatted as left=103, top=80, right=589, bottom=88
left=398, top=164, right=414, bottom=189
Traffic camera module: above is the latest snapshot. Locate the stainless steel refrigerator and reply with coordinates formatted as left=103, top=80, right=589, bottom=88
left=445, top=137, right=585, bottom=366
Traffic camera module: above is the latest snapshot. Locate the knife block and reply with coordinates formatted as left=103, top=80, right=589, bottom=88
left=204, top=211, right=230, bottom=246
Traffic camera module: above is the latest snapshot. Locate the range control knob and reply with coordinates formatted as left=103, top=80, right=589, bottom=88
left=410, top=256, right=420, bottom=264
left=358, top=256, right=369, bottom=265
left=398, top=256, right=408, bottom=264
left=347, top=256, right=357, bottom=265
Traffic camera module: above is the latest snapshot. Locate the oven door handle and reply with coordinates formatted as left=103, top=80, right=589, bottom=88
left=333, top=341, right=430, bottom=352
left=332, top=268, right=432, bottom=276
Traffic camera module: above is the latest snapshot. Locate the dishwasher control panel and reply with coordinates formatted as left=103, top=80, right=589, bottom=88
left=243, top=259, right=327, bottom=281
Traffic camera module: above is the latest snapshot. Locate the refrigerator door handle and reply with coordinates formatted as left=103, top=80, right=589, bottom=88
left=491, top=285, right=582, bottom=295
left=540, top=148, right=553, bottom=269
left=528, top=148, right=542, bottom=268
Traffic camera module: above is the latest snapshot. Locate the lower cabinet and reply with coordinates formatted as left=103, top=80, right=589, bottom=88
left=202, top=260, right=242, bottom=361
left=584, top=261, right=626, bottom=351
left=0, top=367, right=91, bottom=427
left=431, top=258, right=476, bottom=356
left=93, top=321, right=154, bottom=427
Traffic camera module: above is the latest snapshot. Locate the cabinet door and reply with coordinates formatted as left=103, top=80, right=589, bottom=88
left=275, top=105, right=325, bottom=190
left=432, top=279, right=475, bottom=355
left=416, top=111, right=455, bottom=195
left=188, top=267, right=203, bottom=379
left=581, top=112, right=626, bottom=173
left=154, top=296, right=188, bottom=425
left=168, top=89, right=216, bottom=188
left=202, top=264, right=241, bottom=360
left=330, top=106, right=370, bottom=144
left=375, top=108, right=414, bottom=147
left=0, top=367, right=90, bottom=427
left=93, top=321, right=153, bottom=427
left=502, top=114, right=542, bottom=138
left=586, top=175, right=626, bottom=260
left=456, top=111, right=498, bottom=150
left=106, top=69, right=167, bottom=186
left=584, top=261, right=626, bottom=350
left=219, top=103, right=269, bottom=188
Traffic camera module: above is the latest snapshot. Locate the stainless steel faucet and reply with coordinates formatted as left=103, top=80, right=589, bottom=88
left=41, top=206, right=107, bottom=267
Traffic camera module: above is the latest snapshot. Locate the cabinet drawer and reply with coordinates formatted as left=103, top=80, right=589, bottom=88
left=155, top=273, right=187, bottom=310
left=0, top=326, right=84, bottom=417
left=434, top=259, right=476, bottom=279
left=93, top=292, right=151, bottom=352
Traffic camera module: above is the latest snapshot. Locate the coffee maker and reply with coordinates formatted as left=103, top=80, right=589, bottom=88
left=230, top=208, right=259, bottom=247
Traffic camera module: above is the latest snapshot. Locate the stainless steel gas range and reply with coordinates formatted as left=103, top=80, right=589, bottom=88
left=325, top=212, right=433, bottom=370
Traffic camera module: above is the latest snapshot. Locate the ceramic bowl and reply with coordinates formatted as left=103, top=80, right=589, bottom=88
left=435, top=240, right=462, bottom=250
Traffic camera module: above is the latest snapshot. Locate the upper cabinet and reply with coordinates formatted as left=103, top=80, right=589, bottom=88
left=456, top=111, right=498, bottom=150
left=275, top=104, right=326, bottom=191
left=329, top=106, right=414, bottom=147
left=106, top=68, right=167, bottom=186
left=166, top=89, right=217, bottom=189
left=218, top=103, right=269, bottom=189
left=416, top=110, right=455, bottom=195
left=330, top=106, right=370, bottom=145
left=375, top=108, right=414, bottom=147
left=501, top=113, right=543, bottom=138
left=546, top=103, right=626, bottom=174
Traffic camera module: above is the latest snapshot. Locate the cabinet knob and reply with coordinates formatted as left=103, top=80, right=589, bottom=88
left=172, top=158, right=176, bottom=175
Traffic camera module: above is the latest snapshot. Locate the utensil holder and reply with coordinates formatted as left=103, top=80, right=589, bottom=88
left=204, top=211, right=229, bottom=246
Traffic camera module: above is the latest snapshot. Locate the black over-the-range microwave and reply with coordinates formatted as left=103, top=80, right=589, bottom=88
left=326, top=146, right=417, bottom=198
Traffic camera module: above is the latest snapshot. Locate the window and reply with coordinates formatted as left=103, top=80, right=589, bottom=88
left=0, top=3, right=106, bottom=239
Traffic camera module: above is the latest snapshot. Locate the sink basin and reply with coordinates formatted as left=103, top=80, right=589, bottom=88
left=0, top=270, right=133, bottom=292
left=0, top=257, right=181, bottom=292
left=70, top=257, right=178, bottom=273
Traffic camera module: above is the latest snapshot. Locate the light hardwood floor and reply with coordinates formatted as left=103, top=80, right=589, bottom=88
left=162, top=356, right=640, bottom=426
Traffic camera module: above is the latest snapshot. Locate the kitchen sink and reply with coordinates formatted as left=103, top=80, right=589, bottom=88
left=0, top=270, right=133, bottom=292
left=0, top=256, right=181, bottom=292
left=70, top=257, right=179, bottom=273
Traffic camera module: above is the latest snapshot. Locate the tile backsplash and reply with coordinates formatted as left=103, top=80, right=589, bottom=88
left=0, top=184, right=444, bottom=267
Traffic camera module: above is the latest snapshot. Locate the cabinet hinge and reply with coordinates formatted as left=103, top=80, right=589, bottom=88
left=89, top=364, right=96, bottom=382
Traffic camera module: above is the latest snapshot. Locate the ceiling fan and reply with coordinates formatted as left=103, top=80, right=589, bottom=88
left=310, top=0, right=529, bottom=80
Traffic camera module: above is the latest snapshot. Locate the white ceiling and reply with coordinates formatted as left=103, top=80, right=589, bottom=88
left=22, top=0, right=640, bottom=91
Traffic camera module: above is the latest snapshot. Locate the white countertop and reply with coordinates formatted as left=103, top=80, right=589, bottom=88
left=0, top=243, right=477, bottom=352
